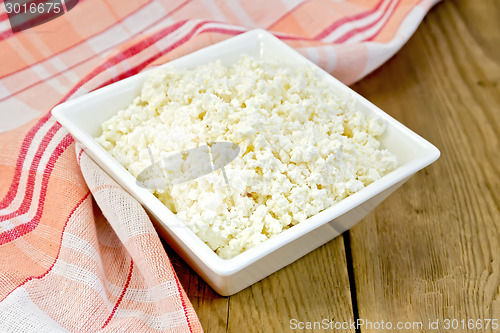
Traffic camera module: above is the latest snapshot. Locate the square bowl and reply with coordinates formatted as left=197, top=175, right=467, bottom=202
left=52, top=29, right=440, bottom=296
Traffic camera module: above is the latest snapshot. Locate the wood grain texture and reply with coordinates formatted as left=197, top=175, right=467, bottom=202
left=349, top=0, right=500, bottom=332
left=227, top=237, right=354, bottom=333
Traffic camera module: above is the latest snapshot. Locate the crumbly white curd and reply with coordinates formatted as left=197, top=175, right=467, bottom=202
left=96, top=55, right=398, bottom=259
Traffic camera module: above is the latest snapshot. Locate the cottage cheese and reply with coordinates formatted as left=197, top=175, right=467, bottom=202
left=96, top=55, right=398, bottom=259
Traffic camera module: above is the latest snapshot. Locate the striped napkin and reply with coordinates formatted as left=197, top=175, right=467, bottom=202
left=0, top=0, right=439, bottom=331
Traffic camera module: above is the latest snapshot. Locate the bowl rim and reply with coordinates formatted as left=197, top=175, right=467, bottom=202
left=52, top=29, right=440, bottom=277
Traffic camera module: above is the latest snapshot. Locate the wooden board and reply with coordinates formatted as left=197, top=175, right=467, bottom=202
left=227, top=237, right=354, bottom=333
left=348, top=1, right=500, bottom=332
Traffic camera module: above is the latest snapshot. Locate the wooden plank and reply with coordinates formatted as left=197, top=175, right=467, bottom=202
left=227, top=237, right=354, bottom=333
left=348, top=1, right=500, bottom=332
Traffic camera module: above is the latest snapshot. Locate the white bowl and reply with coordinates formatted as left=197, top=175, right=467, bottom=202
left=52, top=29, right=440, bottom=296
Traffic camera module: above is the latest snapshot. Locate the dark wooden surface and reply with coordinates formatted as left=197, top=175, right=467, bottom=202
left=349, top=1, right=500, bottom=332
left=166, top=1, right=500, bottom=331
